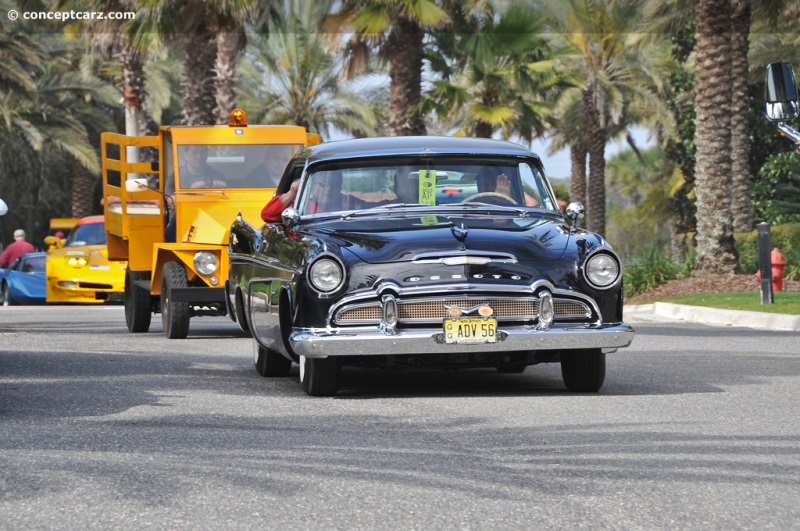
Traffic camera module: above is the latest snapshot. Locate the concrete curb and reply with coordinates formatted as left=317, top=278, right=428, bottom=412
left=624, top=302, right=800, bottom=331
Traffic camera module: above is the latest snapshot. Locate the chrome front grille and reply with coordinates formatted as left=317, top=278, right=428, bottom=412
left=553, top=300, right=592, bottom=318
left=399, top=297, right=537, bottom=321
left=334, top=296, right=591, bottom=325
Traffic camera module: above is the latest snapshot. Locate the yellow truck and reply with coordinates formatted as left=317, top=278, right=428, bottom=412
left=101, top=109, right=320, bottom=338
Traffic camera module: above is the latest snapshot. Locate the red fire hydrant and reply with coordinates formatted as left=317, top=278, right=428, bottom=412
left=754, top=247, right=788, bottom=292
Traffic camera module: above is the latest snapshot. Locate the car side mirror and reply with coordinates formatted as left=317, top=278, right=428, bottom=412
left=282, top=207, right=300, bottom=228
left=765, top=62, right=799, bottom=122
left=44, top=236, right=63, bottom=249
left=0, top=197, right=7, bottom=216
left=565, top=202, right=585, bottom=227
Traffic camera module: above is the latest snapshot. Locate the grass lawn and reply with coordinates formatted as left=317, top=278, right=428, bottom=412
left=653, top=291, right=800, bottom=315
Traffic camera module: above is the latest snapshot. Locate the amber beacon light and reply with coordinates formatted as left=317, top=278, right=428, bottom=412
left=229, top=108, right=247, bottom=127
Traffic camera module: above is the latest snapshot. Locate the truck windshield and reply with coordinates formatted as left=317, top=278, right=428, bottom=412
left=176, top=144, right=302, bottom=190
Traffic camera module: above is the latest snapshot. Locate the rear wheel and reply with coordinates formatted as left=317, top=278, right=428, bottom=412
left=299, top=355, right=341, bottom=396
left=561, top=348, right=605, bottom=392
left=124, top=268, right=152, bottom=333
left=161, top=261, right=190, bottom=339
left=253, top=342, right=292, bottom=377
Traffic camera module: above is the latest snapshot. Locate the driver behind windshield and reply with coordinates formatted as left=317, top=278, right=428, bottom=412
left=476, top=166, right=514, bottom=197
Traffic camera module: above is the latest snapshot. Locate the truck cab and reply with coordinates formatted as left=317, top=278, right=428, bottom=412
left=102, top=109, right=320, bottom=338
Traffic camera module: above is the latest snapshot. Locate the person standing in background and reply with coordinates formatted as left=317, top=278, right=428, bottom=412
left=0, top=229, right=35, bottom=268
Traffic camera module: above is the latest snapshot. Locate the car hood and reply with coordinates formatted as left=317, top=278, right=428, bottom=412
left=48, top=244, right=113, bottom=265
left=301, top=211, right=571, bottom=264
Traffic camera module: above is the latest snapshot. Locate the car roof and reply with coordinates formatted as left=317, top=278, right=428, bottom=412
left=76, top=215, right=104, bottom=226
left=298, top=136, right=540, bottom=164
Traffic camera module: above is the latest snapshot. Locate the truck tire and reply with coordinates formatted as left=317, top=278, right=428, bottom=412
left=161, top=261, right=190, bottom=339
left=561, top=348, right=605, bottom=392
left=125, top=268, right=152, bottom=333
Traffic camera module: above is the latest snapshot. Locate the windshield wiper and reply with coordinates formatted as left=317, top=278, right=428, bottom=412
left=455, top=202, right=530, bottom=217
left=366, top=202, right=426, bottom=209
left=341, top=203, right=431, bottom=220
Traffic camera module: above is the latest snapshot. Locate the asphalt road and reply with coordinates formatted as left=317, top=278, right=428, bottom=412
left=1, top=306, right=799, bottom=529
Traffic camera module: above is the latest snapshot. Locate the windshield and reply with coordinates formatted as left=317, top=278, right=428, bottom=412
left=176, top=144, right=302, bottom=190
left=66, top=223, right=106, bottom=247
left=21, top=255, right=45, bottom=273
left=296, top=157, right=557, bottom=216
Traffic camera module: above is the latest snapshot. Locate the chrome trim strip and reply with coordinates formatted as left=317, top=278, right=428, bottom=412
left=411, top=250, right=518, bottom=265
left=289, top=323, right=635, bottom=358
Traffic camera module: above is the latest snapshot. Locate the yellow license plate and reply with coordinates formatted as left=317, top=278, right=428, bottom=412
left=443, top=318, right=497, bottom=344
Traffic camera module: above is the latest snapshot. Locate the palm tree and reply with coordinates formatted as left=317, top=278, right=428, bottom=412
left=131, top=0, right=262, bottom=125
left=542, top=0, right=668, bottom=235
left=424, top=2, right=569, bottom=142
left=130, top=0, right=218, bottom=125
left=332, top=0, right=448, bottom=136
left=207, top=0, right=260, bottom=124
left=82, top=0, right=148, bottom=138
left=237, top=0, right=381, bottom=139
left=693, top=0, right=738, bottom=273
left=730, top=0, right=752, bottom=233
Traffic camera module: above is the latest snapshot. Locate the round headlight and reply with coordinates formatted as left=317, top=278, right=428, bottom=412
left=308, top=257, right=344, bottom=293
left=584, top=252, right=620, bottom=288
left=193, top=251, right=218, bottom=276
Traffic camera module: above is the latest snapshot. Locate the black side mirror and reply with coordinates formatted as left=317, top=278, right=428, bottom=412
left=765, top=62, right=799, bottom=122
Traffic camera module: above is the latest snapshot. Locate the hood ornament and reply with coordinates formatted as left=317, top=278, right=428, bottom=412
left=451, top=223, right=469, bottom=242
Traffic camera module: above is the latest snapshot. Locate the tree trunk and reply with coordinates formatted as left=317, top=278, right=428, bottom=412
left=569, top=142, right=587, bottom=206
left=214, top=29, right=243, bottom=125
left=121, top=46, right=145, bottom=137
left=694, top=0, right=738, bottom=274
left=71, top=161, right=95, bottom=218
left=584, top=85, right=607, bottom=235
left=386, top=17, right=426, bottom=136
left=182, top=20, right=218, bottom=126
left=730, top=0, right=752, bottom=233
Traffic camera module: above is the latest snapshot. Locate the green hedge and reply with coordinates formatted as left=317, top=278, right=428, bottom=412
left=736, top=223, right=800, bottom=281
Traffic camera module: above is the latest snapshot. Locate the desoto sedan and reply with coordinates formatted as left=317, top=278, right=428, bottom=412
left=228, top=136, right=634, bottom=396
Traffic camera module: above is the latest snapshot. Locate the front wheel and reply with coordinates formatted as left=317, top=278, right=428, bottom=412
left=299, top=355, right=341, bottom=396
left=1, top=283, right=13, bottom=306
left=561, top=348, right=605, bottom=392
left=253, top=342, right=292, bottom=377
left=125, top=268, right=152, bottom=333
left=161, top=261, right=190, bottom=339
left=234, top=289, right=251, bottom=335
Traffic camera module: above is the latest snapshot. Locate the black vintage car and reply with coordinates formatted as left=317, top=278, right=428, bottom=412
left=228, top=136, right=634, bottom=396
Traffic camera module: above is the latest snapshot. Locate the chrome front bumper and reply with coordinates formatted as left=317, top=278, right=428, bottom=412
left=288, top=323, right=634, bottom=358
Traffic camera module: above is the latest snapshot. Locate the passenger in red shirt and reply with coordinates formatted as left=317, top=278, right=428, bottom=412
left=261, top=178, right=300, bottom=222
left=261, top=171, right=370, bottom=222
left=1, top=229, right=36, bottom=268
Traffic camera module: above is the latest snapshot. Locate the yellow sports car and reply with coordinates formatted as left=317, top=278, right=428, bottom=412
left=46, top=215, right=127, bottom=304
